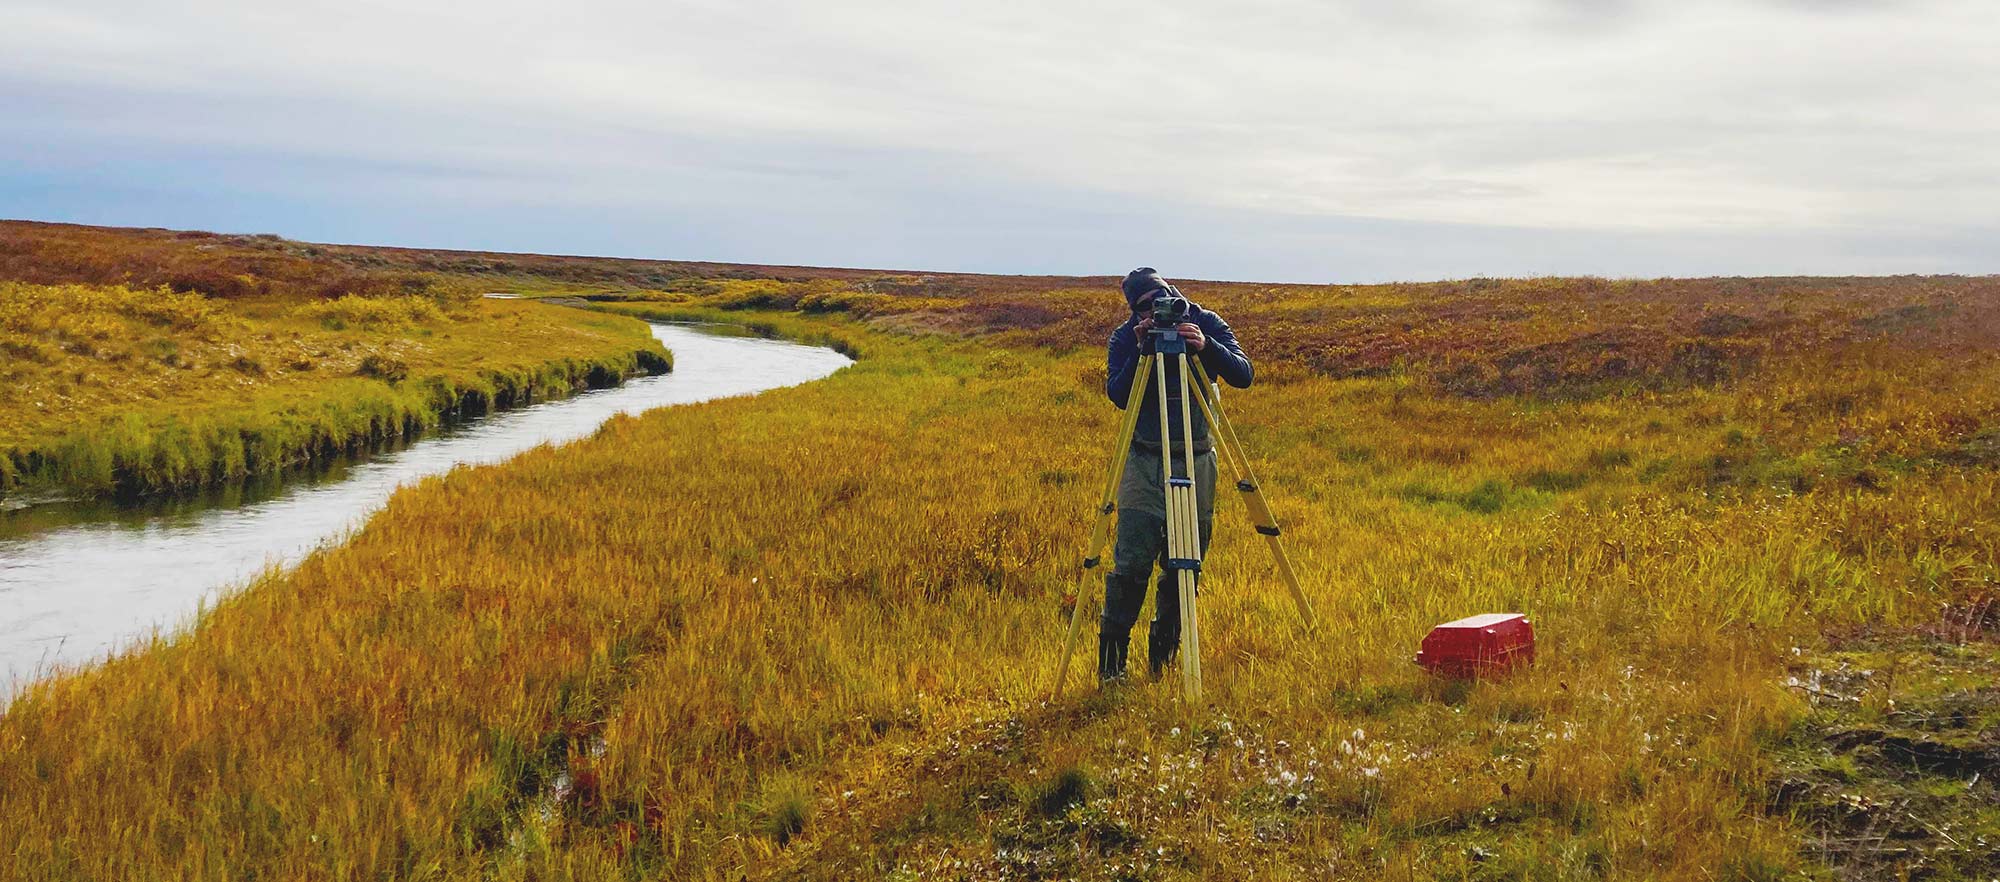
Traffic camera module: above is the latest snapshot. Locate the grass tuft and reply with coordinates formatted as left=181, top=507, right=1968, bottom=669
left=758, top=775, right=814, bottom=845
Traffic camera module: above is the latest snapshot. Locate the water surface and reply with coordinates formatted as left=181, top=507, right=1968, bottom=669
left=0, top=323, right=850, bottom=693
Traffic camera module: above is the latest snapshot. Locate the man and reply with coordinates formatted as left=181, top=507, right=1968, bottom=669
left=1100, top=267, right=1254, bottom=684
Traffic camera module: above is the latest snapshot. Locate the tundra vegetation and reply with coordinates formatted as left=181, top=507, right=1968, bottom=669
left=0, top=223, right=671, bottom=499
left=1, top=222, right=1997, bottom=879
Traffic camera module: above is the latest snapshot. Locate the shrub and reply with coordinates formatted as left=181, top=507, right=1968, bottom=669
left=357, top=354, right=409, bottom=382
left=141, top=336, right=183, bottom=366
left=705, top=280, right=806, bottom=311
left=0, top=282, right=220, bottom=337
left=0, top=337, right=58, bottom=364
left=295, top=295, right=447, bottom=330
left=796, top=289, right=897, bottom=316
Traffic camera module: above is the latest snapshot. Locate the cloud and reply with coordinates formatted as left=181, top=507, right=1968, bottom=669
left=1, top=0, right=1994, bottom=280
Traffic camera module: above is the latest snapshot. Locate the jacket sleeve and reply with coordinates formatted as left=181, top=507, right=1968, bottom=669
left=1198, top=311, right=1254, bottom=388
left=1106, top=320, right=1142, bottom=407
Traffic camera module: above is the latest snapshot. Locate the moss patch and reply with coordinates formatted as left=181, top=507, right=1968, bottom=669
left=1769, top=639, right=2000, bottom=880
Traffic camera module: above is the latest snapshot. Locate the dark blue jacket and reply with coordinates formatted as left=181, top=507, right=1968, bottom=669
left=1106, top=302, right=1253, bottom=453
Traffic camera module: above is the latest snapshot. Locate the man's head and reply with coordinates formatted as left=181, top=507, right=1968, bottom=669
left=1122, top=267, right=1173, bottom=311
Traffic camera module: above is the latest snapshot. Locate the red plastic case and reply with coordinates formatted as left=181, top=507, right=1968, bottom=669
left=1415, top=613, right=1535, bottom=678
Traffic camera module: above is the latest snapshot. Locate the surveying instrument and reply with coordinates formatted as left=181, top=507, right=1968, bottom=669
left=1050, top=289, right=1317, bottom=703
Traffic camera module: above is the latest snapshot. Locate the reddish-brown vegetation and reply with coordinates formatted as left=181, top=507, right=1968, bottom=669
left=8, top=221, right=1996, bottom=407
left=4, top=221, right=1999, bottom=879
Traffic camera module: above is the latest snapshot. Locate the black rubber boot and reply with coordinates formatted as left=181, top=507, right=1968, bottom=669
left=1097, top=633, right=1129, bottom=685
left=1147, top=624, right=1178, bottom=678
left=1101, top=571, right=1146, bottom=635
left=1098, top=571, right=1146, bottom=686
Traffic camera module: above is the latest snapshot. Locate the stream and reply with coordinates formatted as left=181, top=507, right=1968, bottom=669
left=0, top=322, right=851, bottom=695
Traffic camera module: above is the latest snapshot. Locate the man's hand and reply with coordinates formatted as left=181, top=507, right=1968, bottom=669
left=1176, top=322, right=1206, bottom=351
left=1133, top=316, right=1155, bottom=344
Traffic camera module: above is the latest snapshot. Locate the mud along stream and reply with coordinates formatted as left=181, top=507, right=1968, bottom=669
left=0, top=323, right=851, bottom=696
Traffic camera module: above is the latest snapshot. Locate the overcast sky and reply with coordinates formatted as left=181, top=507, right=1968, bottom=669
left=2, top=0, right=1994, bottom=282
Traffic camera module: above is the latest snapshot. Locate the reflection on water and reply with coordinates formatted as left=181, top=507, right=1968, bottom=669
left=0, top=434, right=423, bottom=540
left=0, top=323, right=851, bottom=694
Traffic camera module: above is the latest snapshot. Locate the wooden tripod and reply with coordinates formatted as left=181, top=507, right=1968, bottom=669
left=1049, top=348, right=1317, bottom=702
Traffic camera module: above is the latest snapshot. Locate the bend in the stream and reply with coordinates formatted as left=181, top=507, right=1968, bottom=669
left=0, top=323, right=851, bottom=695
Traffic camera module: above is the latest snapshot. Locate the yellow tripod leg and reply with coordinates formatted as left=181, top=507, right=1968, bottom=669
left=1049, top=354, right=1154, bottom=699
left=1173, top=354, right=1204, bottom=702
left=1153, top=352, right=1198, bottom=701
left=1188, top=360, right=1318, bottom=629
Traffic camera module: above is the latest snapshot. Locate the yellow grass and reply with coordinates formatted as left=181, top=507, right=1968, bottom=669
left=4, top=291, right=1996, bottom=878
left=0, top=283, right=670, bottom=497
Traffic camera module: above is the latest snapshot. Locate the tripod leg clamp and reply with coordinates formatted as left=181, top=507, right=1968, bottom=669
left=1237, top=480, right=1258, bottom=492
left=1082, top=555, right=1102, bottom=569
left=1169, top=477, right=1194, bottom=488
left=1256, top=525, right=1281, bottom=537
left=1099, top=502, right=1116, bottom=515
left=1166, top=557, right=1202, bottom=572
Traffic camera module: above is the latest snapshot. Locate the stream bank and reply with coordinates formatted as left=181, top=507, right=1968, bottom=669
left=0, top=323, right=849, bottom=693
